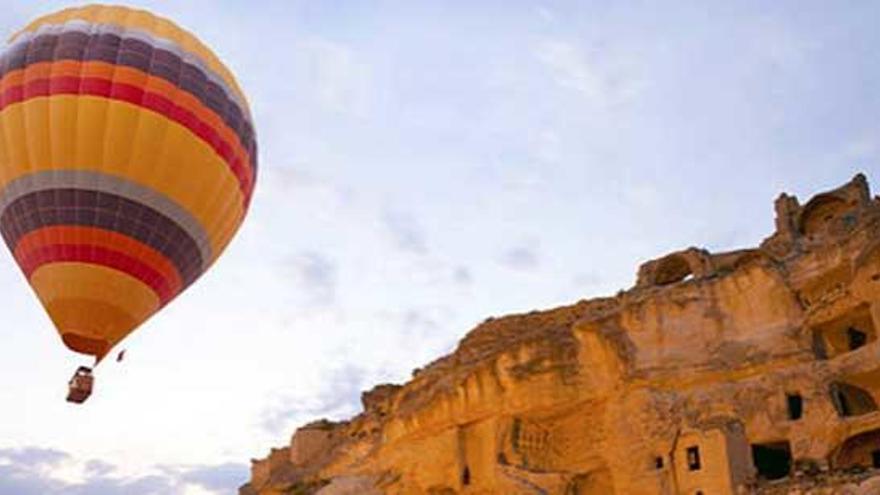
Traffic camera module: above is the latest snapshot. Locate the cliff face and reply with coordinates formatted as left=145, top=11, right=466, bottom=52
left=242, top=174, right=880, bottom=495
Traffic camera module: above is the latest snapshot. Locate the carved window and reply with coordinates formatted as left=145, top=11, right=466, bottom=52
left=786, top=393, right=803, bottom=420
left=687, top=446, right=701, bottom=471
left=654, top=456, right=664, bottom=469
left=848, top=327, right=868, bottom=351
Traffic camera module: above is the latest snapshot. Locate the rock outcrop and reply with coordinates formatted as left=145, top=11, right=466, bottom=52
left=241, top=174, right=880, bottom=495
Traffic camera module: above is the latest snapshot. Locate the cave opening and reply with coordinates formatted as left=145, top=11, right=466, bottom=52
left=832, top=429, right=880, bottom=469
left=811, top=304, right=877, bottom=358
left=848, top=327, right=868, bottom=351
left=831, top=382, right=878, bottom=417
left=654, top=255, right=693, bottom=285
left=751, top=442, right=792, bottom=480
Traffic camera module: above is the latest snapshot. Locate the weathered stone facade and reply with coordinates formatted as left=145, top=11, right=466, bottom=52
left=242, top=174, right=880, bottom=495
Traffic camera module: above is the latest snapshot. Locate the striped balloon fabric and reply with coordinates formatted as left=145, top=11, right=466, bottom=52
left=0, top=5, right=256, bottom=360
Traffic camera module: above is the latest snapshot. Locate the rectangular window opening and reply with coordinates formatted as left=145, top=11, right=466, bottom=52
left=787, top=393, right=803, bottom=420
left=687, top=446, right=701, bottom=471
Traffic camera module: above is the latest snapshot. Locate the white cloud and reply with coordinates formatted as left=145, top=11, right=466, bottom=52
left=0, top=448, right=242, bottom=495
left=382, top=208, right=429, bottom=254
left=499, top=239, right=541, bottom=271
left=533, top=39, right=645, bottom=106
left=530, top=128, right=563, bottom=164
left=749, top=17, right=814, bottom=72
left=841, top=131, right=880, bottom=162
left=182, top=485, right=219, bottom=495
left=298, top=39, right=372, bottom=117
left=259, top=364, right=374, bottom=435
left=286, top=252, right=338, bottom=305
left=535, top=40, right=604, bottom=99
left=536, top=6, right=556, bottom=23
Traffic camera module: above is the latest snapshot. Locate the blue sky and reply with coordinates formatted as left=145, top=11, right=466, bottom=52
left=0, top=1, right=877, bottom=493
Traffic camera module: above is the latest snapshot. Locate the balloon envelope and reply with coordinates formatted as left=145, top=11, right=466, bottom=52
left=0, top=5, right=257, bottom=359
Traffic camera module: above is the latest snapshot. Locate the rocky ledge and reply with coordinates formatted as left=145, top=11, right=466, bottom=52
left=242, top=174, right=880, bottom=495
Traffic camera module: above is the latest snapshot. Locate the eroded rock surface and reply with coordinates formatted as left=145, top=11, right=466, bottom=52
left=242, top=174, right=880, bottom=495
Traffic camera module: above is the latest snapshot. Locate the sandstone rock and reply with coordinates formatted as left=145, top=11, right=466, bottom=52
left=242, top=174, right=880, bottom=495
left=314, top=476, right=383, bottom=495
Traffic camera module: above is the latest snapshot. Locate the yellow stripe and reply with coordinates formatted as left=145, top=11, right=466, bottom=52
left=30, top=262, right=160, bottom=344
left=0, top=96, right=245, bottom=258
left=10, top=4, right=250, bottom=114
left=51, top=299, right=136, bottom=352
left=24, top=89, right=50, bottom=169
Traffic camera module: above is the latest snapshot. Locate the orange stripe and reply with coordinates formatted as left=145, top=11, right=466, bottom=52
left=1, top=60, right=253, bottom=188
left=11, top=5, right=251, bottom=113
left=50, top=298, right=137, bottom=357
left=14, top=226, right=184, bottom=293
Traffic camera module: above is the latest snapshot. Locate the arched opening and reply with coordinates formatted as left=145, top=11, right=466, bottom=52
left=830, top=382, right=878, bottom=418
left=799, top=196, right=852, bottom=239
left=654, top=255, right=694, bottom=285
left=811, top=304, right=876, bottom=359
left=832, top=428, right=880, bottom=470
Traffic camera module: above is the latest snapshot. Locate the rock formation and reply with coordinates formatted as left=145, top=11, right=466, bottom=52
left=241, top=174, right=880, bottom=495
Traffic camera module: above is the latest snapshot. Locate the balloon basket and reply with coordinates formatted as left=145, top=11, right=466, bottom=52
left=66, top=366, right=94, bottom=404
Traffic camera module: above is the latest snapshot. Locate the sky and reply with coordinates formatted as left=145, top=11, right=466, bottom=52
left=0, top=1, right=878, bottom=493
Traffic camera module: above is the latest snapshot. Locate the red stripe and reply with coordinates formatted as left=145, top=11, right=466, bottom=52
left=17, top=244, right=177, bottom=305
left=1, top=75, right=254, bottom=202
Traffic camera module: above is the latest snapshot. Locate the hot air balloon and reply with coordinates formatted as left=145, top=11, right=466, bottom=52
left=0, top=5, right=257, bottom=403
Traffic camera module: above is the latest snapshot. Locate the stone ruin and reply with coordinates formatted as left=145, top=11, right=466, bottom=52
left=242, top=174, right=880, bottom=495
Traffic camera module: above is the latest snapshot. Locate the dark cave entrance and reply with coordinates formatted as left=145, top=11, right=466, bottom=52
left=848, top=327, right=868, bottom=351
left=751, top=442, right=792, bottom=480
